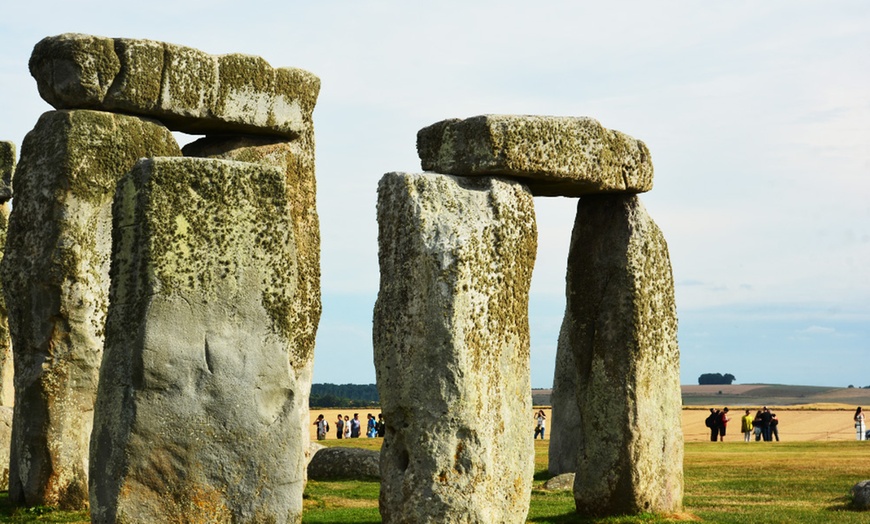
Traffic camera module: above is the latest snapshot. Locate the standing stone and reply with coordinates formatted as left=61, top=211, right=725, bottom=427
left=547, top=319, right=580, bottom=475
left=563, top=195, right=683, bottom=516
left=417, top=115, right=653, bottom=197
left=0, top=110, right=180, bottom=509
left=30, top=33, right=320, bottom=139
left=374, top=172, right=537, bottom=524
left=90, top=157, right=310, bottom=524
left=0, top=141, right=15, bottom=407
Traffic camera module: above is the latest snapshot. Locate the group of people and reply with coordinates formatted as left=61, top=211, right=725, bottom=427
left=707, top=406, right=779, bottom=442
left=313, top=412, right=386, bottom=440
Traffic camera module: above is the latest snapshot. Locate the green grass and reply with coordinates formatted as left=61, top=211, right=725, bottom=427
left=2, top=440, right=868, bottom=522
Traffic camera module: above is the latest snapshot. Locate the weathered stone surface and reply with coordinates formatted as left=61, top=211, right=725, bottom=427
left=0, top=203, right=13, bottom=407
left=374, top=172, right=537, bottom=524
left=562, top=195, right=682, bottom=516
left=0, top=406, right=11, bottom=491
left=852, top=480, right=870, bottom=510
left=417, top=115, right=653, bottom=197
left=30, top=33, right=320, bottom=138
left=548, top=319, right=580, bottom=475
left=308, top=447, right=380, bottom=481
left=0, top=110, right=180, bottom=510
left=543, top=473, right=575, bottom=491
left=307, top=442, right=326, bottom=467
left=0, top=141, right=15, bottom=202
left=90, top=157, right=311, bottom=524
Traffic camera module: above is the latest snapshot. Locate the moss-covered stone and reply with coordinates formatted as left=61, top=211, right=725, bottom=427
left=0, top=204, right=11, bottom=408
left=29, top=33, right=320, bottom=138
left=90, top=157, right=308, bottom=523
left=417, top=115, right=654, bottom=197
left=182, top=134, right=320, bottom=369
left=562, top=195, right=683, bottom=516
left=0, top=109, right=180, bottom=510
left=29, top=34, right=120, bottom=110
left=374, top=172, right=537, bottom=524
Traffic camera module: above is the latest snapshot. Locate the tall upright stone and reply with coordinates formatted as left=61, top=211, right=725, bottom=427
left=547, top=320, right=580, bottom=475
left=90, top=157, right=311, bottom=523
left=0, top=110, right=180, bottom=509
left=0, top=141, right=15, bottom=407
left=374, top=172, right=537, bottom=524
left=563, top=195, right=683, bottom=516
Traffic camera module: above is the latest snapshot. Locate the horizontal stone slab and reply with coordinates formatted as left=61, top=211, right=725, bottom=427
left=30, top=33, right=319, bottom=139
left=417, top=115, right=653, bottom=197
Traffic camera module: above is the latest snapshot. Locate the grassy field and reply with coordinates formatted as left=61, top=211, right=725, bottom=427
left=2, top=438, right=868, bottom=523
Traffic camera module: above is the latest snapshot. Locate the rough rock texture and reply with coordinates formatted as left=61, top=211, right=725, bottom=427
left=307, top=442, right=326, bottom=467
left=0, top=110, right=180, bottom=510
left=562, top=195, right=683, bottom=516
left=0, top=406, right=11, bottom=490
left=543, top=473, right=575, bottom=492
left=0, top=203, right=13, bottom=407
left=374, top=172, right=537, bottom=524
left=89, top=157, right=312, bottom=524
left=30, top=33, right=320, bottom=138
left=417, top=115, right=653, bottom=197
left=307, top=447, right=380, bottom=481
left=852, top=480, right=870, bottom=510
left=0, top=141, right=14, bottom=201
left=547, top=320, right=580, bottom=475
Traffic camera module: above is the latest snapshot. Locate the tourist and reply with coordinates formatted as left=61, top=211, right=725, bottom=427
left=335, top=414, right=344, bottom=439
left=534, top=410, right=546, bottom=439
left=855, top=407, right=865, bottom=441
left=741, top=409, right=754, bottom=442
left=760, top=406, right=773, bottom=441
left=313, top=414, right=328, bottom=441
left=366, top=413, right=377, bottom=438
left=377, top=413, right=386, bottom=437
left=707, top=408, right=720, bottom=442
left=344, top=415, right=351, bottom=438
left=770, top=412, right=780, bottom=441
left=753, top=410, right=763, bottom=441
left=351, top=413, right=361, bottom=438
left=717, top=407, right=730, bottom=442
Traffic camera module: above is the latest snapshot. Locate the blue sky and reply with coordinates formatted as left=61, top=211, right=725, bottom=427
left=0, top=1, right=867, bottom=388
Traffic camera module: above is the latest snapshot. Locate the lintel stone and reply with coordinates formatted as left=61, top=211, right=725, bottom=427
left=30, top=33, right=319, bottom=139
left=417, top=115, right=653, bottom=197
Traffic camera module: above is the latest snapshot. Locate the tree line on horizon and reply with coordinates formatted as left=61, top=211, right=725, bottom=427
left=309, top=383, right=379, bottom=408
left=698, top=373, right=736, bottom=385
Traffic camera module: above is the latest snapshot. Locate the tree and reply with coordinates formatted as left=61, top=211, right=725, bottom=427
left=698, top=373, right=736, bottom=385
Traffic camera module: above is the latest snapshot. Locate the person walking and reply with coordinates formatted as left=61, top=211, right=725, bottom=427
left=718, top=407, right=731, bottom=442
left=350, top=413, right=361, bottom=438
left=335, top=414, right=344, bottom=439
left=366, top=413, right=377, bottom=438
left=760, top=406, right=773, bottom=442
left=377, top=413, right=386, bottom=437
left=770, top=412, right=780, bottom=442
left=313, top=414, right=328, bottom=441
left=741, top=409, right=754, bottom=442
left=855, top=407, right=865, bottom=441
left=534, top=410, right=546, bottom=439
left=707, top=408, right=720, bottom=442
left=343, top=415, right=351, bottom=438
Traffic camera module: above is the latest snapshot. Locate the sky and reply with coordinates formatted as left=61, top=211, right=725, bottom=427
left=0, top=1, right=867, bottom=388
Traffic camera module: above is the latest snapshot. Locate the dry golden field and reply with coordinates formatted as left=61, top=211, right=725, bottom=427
left=308, top=406, right=865, bottom=443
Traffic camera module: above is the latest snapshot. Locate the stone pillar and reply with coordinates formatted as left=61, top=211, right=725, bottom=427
left=0, top=140, right=15, bottom=408
left=564, top=195, right=683, bottom=516
left=0, top=111, right=180, bottom=509
left=374, top=172, right=537, bottom=524
left=547, top=319, right=580, bottom=475
left=90, top=157, right=310, bottom=523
